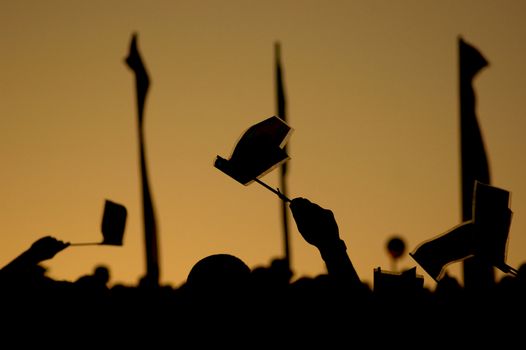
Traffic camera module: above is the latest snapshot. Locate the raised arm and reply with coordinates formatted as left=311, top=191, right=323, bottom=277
left=289, top=197, right=361, bottom=286
left=1, top=236, right=70, bottom=275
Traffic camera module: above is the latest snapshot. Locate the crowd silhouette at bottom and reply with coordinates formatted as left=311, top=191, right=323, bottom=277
left=0, top=197, right=524, bottom=345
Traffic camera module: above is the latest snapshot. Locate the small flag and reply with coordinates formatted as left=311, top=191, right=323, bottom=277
left=410, top=182, right=513, bottom=281
left=410, top=221, right=475, bottom=281
left=471, top=182, right=513, bottom=272
left=215, top=116, right=292, bottom=186
left=70, top=199, right=127, bottom=246
left=101, top=199, right=128, bottom=246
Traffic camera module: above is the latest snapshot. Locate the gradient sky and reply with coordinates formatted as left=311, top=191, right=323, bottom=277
left=2, top=0, right=525, bottom=289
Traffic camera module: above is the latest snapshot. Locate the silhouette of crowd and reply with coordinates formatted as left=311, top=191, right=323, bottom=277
left=1, top=197, right=524, bottom=344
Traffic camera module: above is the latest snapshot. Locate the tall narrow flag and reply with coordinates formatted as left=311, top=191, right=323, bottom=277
left=459, top=36, right=492, bottom=290
left=275, top=42, right=291, bottom=270
left=125, top=33, right=160, bottom=288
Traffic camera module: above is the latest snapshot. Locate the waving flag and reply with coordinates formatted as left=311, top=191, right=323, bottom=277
left=410, top=182, right=513, bottom=281
left=410, top=221, right=475, bottom=281
left=70, top=199, right=127, bottom=246
left=101, top=200, right=128, bottom=246
left=215, top=116, right=292, bottom=201
left=471, top=182, right=513, bottom=272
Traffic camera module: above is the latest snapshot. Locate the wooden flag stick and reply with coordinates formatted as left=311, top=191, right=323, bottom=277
left=69, top=242, right=102, bottom=246
left=254, top=178, right=291, bottom=202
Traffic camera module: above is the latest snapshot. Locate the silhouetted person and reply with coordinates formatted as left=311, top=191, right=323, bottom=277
left=184, top=253, right=251, bottom=303
left=289, top=197, right=362, bottom=288
left=286, top=197, right=376, bottom=339
left=75, top=264, right=111, bottom=295
left=187, top=253, right=250, bottom=282
left=250, top=257, right=293, bottom=291
left=180, top=197, right=375, bottom=339
left=0, top=236, right=72, bottom=329
left=1, top=235, right=70, bottom=283
left=177, top=253, right=253, bottom=339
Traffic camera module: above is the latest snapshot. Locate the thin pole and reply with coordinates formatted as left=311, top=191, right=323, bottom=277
left=69, top=242, right=101, bottom=246
left=254, top=178, right=291, bottom=203
left=275, top=41, right=291, bottom=271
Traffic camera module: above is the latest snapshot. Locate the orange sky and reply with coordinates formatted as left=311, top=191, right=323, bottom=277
left=2, top=0, right=526, bottom=289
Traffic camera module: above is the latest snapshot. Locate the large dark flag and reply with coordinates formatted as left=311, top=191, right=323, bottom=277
left=215, top=115, right=292, bottom=201
left=125, top=33, right=160, bottom=287
left=410, top=182, right=514, bottom=282
left=275, top=42, right=292, bottom=268
left=458, top=36, right=492, bottom=288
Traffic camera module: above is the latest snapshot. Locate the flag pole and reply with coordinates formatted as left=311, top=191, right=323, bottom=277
left=275, top=41, right=292, bottom=271
left=69, top=242, right=102, bottom=246
left=254, top=178, right=291, bottom=202
left=458, top=36, right=493, bottom=291
left=501, top=264, right=519, bottom=277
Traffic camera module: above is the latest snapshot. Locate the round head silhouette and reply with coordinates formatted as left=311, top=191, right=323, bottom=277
left=186, top=254, right=251, bottom=292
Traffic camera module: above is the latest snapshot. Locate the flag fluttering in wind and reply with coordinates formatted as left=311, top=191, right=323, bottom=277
left=125, top=33, right=160, bottom=287
left=458, top=36, right=493, bottom=289
left=410, top=182, right=516, bottom=282
left=70, top=199, right=127, bottom=246
left=215, top=116, right=293, bottom=201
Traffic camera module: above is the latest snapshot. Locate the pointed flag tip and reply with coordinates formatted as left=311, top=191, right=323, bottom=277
left=275, top=42, right=281, bottom=58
